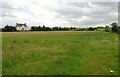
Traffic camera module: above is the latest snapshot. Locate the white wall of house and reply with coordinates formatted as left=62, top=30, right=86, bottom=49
left=16, top=25, right=28, bottom=31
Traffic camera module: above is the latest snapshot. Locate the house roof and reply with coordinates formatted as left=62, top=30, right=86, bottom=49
left=16, top=23, right=27, bottom=27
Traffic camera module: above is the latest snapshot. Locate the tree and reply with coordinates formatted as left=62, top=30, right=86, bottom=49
left=88, top=27, right=96, bottom=31
left=111, top=22, right=117, bottom=33
left=52, top=27, right=58, bottom=31
left=105, top=25, right=111, bottom=32
left=31, top=26, right=37, bottom=31
left=2, top=25, right=17, bottom=32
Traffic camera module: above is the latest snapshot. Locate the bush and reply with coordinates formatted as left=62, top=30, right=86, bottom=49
left=105, top=28, right=111, bottom=32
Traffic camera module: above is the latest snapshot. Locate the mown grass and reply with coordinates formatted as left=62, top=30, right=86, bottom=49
left=2, top=31, right=118, bottom=75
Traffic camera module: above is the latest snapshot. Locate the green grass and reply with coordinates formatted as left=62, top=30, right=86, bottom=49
left=2, top=31, right=118, bottom=75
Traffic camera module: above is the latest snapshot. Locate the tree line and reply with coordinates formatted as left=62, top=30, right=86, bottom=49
left=1, top=22, right=120, bottom=34
left=2, top=25, right=17, bottom=32
left=104, top=22, right=120, bottom=34
left=30, top=25, right=101, bottom=31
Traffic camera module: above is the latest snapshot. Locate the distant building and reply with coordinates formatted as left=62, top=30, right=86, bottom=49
left=16, top=23, right=28, bottom=31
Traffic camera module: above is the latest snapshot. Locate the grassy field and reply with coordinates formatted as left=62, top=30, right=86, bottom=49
left=2, top=31, right=118, bottom=75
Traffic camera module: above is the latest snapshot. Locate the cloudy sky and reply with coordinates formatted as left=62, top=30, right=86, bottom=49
left=0, top=0, right=118, bottom=28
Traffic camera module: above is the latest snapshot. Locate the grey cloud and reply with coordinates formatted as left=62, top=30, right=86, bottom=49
left=1, top=1, right=118, bottom=27
left=53, top=2, right=118, bottom=26
left=92, top=2, right=118, bottom=8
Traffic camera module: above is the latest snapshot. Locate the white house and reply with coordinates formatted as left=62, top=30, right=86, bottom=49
left=16, top=23, right=28, bottom=31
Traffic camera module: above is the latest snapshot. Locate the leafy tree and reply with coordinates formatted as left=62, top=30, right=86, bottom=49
left=111, top=22, right=118, bottom=33
left=31, top=25, right=52, bottom=31
left=2, top=25, right=17, bottom=32
left=31, top=26, right=38, bottom=31
left=105, top=25, right=111, bottom=32
left=88, top=27, right=96, bottom=31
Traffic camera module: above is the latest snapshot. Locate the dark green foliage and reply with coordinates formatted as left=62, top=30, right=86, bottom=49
left=111, top=22, right=118, bottom=33
left=0, top=28, right=2, bottom=32
left=30, top=25, right=100, bottom=31
left=2, top=22, right=119, bottom=33
left=105, top=26, right=111, bottom=32
left=52, top=26, right=59, bottom=31
left=30, top=25, right=52, bottom=31
left=30, top=26, right=38, bottom=31
left=2, top=25, right=17, bottom=32
left=79, top=28, right=86, bottom=31
left=87, top=27, right=97, bottom=31
left=105, top=22, right=120, bottom=34
left=52, top=27, right=70, bottom=31
left=70, top=27, right=76, bottom=30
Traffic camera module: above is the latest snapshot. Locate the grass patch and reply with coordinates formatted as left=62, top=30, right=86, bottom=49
left=2, top=31, right=118, bottom=75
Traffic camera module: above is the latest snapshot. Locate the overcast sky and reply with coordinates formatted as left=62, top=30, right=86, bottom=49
left=0, top=0, right=118, bottom=28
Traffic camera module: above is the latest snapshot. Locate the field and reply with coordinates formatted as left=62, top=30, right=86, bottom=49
left=2, top=31, right=118, bottom=75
